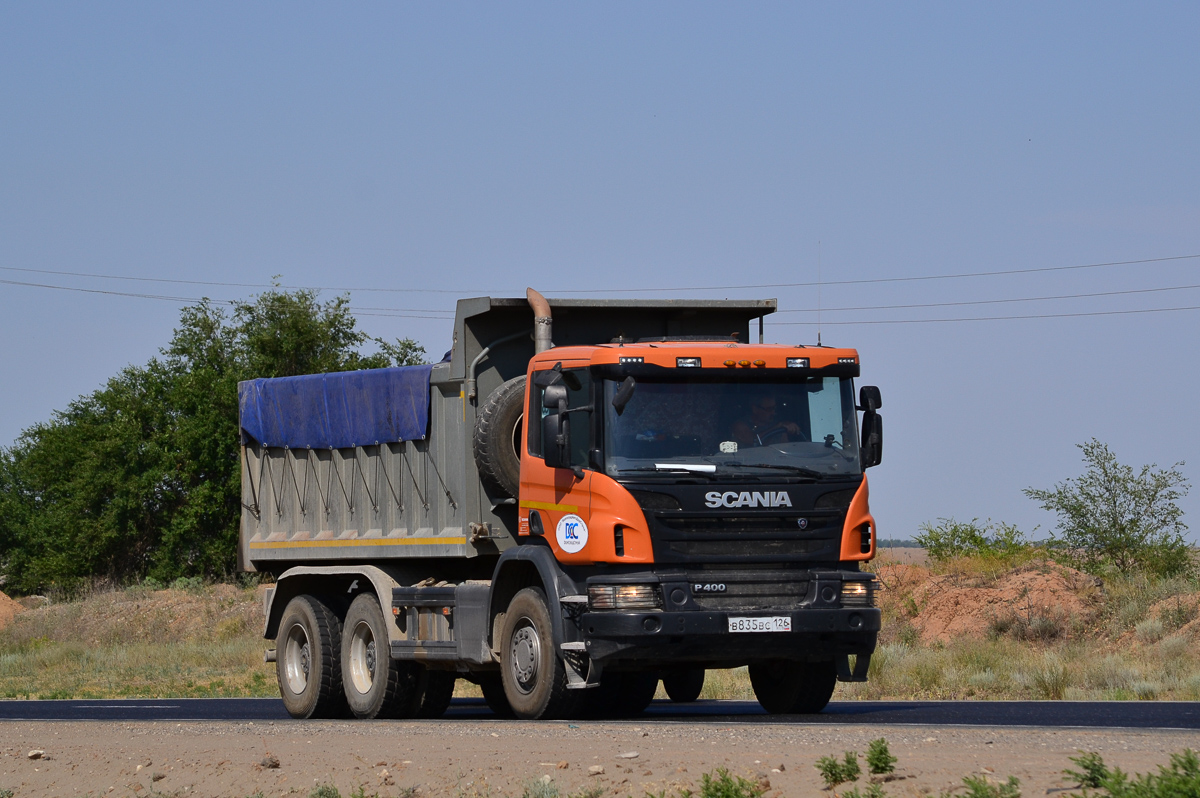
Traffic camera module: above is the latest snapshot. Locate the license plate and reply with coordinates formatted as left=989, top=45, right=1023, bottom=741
left=728, top=615, right=792, bottom=633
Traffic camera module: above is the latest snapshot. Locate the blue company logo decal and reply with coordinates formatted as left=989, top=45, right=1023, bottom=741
left=555, top=513, right=589, bottom=554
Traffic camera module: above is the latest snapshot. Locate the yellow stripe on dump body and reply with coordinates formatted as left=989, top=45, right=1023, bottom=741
left=519, top=500, right=580, bottom=514
left=250, top=537, right=468, bottom=549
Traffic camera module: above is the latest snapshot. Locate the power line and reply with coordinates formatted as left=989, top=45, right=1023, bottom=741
left=772, top=283, right=1200, bottom=314
left=2, top=252, right=1198, bottom=296
left=0, top=265, right=467, bottom=294
left=546, top=253, right=1200, bottom=293
left=0, top=278, right=453, bottom=320
left=770, top=304, right=1200, bottom=326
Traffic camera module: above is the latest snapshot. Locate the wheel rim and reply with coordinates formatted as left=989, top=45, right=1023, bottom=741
left=348, top=619, right=377, bottom=695
left=509, top=618, right=540, bottom=695
left=283, top=622, right=311, bottom=695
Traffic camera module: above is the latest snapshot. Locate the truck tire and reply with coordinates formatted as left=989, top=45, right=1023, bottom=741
left=749, top=660, right=837, bottom=714
left=277, top=594, right=349, bottom=719
left=473, top=376, right=526, bottom=498
left=477, top=673, right=515, bottom=718
left=410, top=669, right=456, bottom=718
left=662, top=668, right=705, bottom=703
left=341, top=593, right=421, bottom=719
left=583, top=671, right=659, bottom=718
left=500, top=587, right=579, bottom=720
left=614, top=672, right=660, bottom=717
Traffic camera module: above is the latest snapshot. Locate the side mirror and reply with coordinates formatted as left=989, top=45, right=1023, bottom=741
left=858, top=385, right=882, bottom=412
left=542, top=384, right=570, bottom=469
left=860, top=410, right=883, bottom=468
left=611, top=376, right=636, bottom=413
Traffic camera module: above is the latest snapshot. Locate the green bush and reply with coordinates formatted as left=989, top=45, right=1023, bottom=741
left=696, top=768, right=765, bottom=798
left=816, top=751, right=861, bottom=787
left=915, top=518, right=1032, bottom=563
left=866, top=738, right=897, bottom=775
left=1061, top=748, right=1200, bottom=797
left=1064, top=751, right=1109, bottom=789
left=310, top=785, right=342, bottom=798
left=957, top=775, right=1020, bottom=798
left=1025, top=439, right=1192, bottom=578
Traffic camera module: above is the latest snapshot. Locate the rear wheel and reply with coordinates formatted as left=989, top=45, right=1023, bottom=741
left=277, top=595, right=348, bottom=719
left=749, top=660, right=837, bottom=714
left=478, top=673, right=515, bottom=719
left=662, top=668, right=705, bottom=703
left=341, top=593, right=420, bottom=719
left=500, top=587, right=579, bottom=719
left=410, top=669, right=456, bottom=718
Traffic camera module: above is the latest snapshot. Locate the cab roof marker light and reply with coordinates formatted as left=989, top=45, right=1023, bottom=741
left=786, top=357, right=810, bottom=368
left=676, top=357, right=702, bottom=368
left=838, top=357, right=857, bottom=364
left=723, top=359, right=736, bottom=367
left=752, top=359, right=766, bottom=367
left=738, top=360, right=751, bottom=367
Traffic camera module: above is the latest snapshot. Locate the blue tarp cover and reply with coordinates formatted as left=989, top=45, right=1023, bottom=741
left=238, top=365, right=434, bottom=449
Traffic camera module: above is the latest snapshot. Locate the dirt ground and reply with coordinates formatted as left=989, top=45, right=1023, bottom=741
left=4, top=719, right=1200, bottom=798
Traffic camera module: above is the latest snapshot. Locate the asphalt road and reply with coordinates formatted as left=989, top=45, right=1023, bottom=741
left=1, top=698, right=1197, bottom=728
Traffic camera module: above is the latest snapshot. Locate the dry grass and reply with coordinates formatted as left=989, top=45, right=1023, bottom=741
left=5, top=552, right=1200, bottom=702
left=0, top=583, right=275, bottom=699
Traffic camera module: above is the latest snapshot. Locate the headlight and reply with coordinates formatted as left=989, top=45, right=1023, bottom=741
left=588, top=584, right=662, bottom=610
left=841, top=580, right=876, bottom=607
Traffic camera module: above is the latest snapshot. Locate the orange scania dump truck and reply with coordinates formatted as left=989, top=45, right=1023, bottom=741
left=239, top=290, right=883, bottom=720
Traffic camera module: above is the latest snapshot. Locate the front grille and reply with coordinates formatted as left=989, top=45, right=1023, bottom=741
left=689, top=578, right=811, bottom=611
left=649, top=511, right=843, bottom=564
left=657, top=514, right=840, bottom=534
left=669, top=538, right=831, bottom=558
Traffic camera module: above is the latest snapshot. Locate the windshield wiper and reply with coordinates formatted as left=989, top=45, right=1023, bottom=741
left=617, top=465, right=717, bottom=479
left=723, top=463, right=826, bottom=479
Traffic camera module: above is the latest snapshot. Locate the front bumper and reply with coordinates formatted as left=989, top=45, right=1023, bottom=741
left=577, top=606, right=880, bottom=666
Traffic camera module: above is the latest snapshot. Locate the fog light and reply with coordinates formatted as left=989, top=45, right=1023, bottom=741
left=588, top=584, right=662, bottom=610
left=841, top=581, right=876, bottom=607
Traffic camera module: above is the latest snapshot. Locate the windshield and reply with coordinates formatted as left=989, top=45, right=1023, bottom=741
left=603, top=377, right=861, bottom=479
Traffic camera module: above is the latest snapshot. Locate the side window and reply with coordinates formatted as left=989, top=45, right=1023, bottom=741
left=527, top=368, right=592, bottom=466
left=807, top=377, right=844, bottom=446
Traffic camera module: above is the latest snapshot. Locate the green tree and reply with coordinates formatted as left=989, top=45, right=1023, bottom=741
left=1024, top=439, right=1191, bottom=577
left=0, top=289, right=425, bottom=592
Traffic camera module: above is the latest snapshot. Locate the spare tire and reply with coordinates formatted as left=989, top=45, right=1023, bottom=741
left=473, top=375, right=526, bottom=499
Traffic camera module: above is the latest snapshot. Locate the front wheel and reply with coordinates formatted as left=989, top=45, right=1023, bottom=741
left=277, top=594, right=349, bottom=719
left=500, top=587, right=579, bottom=720
left=749, top=660, right=837, bottom=714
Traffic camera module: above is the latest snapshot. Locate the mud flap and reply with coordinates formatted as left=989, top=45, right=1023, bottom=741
left=836, top=653, right=871, bottom=682
left=561, top=642, right=602, bottom=690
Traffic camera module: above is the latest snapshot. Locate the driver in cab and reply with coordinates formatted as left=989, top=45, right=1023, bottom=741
left=731, top=395, right=801, bottom=447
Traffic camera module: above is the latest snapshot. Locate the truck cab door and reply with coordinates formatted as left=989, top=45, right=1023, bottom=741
left=519, top=364, right=596, bottom=563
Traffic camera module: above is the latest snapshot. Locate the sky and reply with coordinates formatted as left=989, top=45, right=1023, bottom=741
left=2, top=3, right=1198, bottom=541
